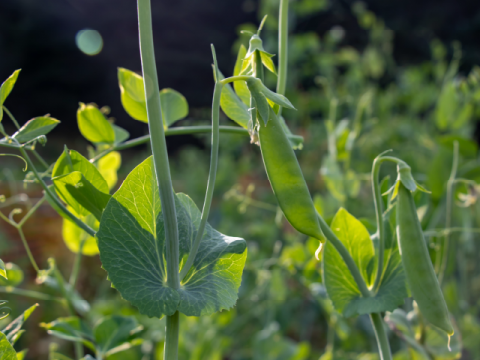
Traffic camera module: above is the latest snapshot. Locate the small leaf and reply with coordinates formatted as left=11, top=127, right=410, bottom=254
left=0, top=263, right=24, bottom=287
left=112, top=125, right=130, bottom=144
left=97, top=151, right=122, bottom=190
left=118, top=68, right=188, bottom=128
left=94, top=316, right=141, bottom=356
left=0, top=70, right=21, bottom=123
left=12, top=117, right=60, bottom=144
left=218, top=71, right=250, bottom=128
left=247, top=78, right=295, bottom=110
left=53, top=171, right=111, bottom=221
left=77, top=103, right=115, bottom=144
left=97, top=156, right=247, bottom=318
left=233, top=45, right=250, bottom=105
left=0, top=259, right=7, bottom=279
left=52, top=150, right=109, bottom=217
left=260, top=52, right=277, bottom=75
left=16, top=349, right=27, bottom=360
left=159, top=88, right=189, bottom=127
left=0, top=332, right=17, bottom=360
left=40, top=317, right=95, bottom=351
left=397, top=162, right=416, bottom=192
left=2, top=304, right=38, bottom=344
left=62, top=207, right=99, bottom=256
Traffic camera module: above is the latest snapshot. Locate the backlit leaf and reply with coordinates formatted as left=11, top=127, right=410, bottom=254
left=0, top=332, right=16, bottom=360
left=0, top=263, right=24, bottom=287
left=97, top=156, right=247, bottom=318
left=62, top=206, right=99, bottom=256
left=77, top=103, right=115, bottom=144
left=12, top=117, right=60, bottom=144
left=0, top=70, right=21, bottom=122
left=0, top=259, right=6, bottom=279
left=233, top=45, right=250, bottom=105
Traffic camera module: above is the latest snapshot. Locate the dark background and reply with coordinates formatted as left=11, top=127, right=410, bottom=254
left=1, top=0, right=480, bottom=139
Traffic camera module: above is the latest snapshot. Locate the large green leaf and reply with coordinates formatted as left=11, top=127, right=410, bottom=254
left=323, top=208, right=407, bottom=317
left=0, top=70, right=21, bottom=122
left=12, top=117, right=60, bottom=144
left=0, top=332, right=16, bottom=360
left=97, top=156, right=247, bottom=318
left=52, top=150, right=109, bottom=217
left=118, top=68, right=188, bottom=127
left=53, top=171, right=111, bottom=221
left=77, top=103, right=115, bottom=144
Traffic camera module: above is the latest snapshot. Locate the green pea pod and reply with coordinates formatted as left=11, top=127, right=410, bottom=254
left=259, top=108, right=324, bottom=241
left=396, top=182, right=454, bottom=336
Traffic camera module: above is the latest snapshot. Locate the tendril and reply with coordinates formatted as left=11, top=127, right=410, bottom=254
left=0, top=154, right=28, bottom=171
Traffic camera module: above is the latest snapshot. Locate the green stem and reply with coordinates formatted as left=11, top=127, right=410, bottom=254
left=317, top=214, right=371, bottom=297
left=438, top=141, right=459, bottom=285
left=18, top=146, right=96, bottom=236
left=179, top=83, right=223, bottom=281
left=138, top=2, right=180, bottom=360
left=370, top=313, right=392, bottom=360
left=220, top=75, right=252, bottom=85
left=17, top=227, right=40, bottom=272
left=164, top=311, right=179, bottom=360
left=0, top=286, right=63, bottom=302
left=372, top=157, right=386, bottom=290
left=277, top=0, right=288, bottom=98
left=2, top=106, right=21, bottom=129
left=69, top=238, right=86, bottom=287
left=17, top=196, right=45, bottom=228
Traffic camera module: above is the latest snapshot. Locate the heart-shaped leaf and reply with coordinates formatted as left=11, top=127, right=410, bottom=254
left=97, top=156, right=247, bottom=318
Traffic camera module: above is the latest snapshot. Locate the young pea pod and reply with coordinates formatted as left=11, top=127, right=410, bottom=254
left=396, top=182, right=454, bottom=336
left=258, top=109, right=324, bottom=242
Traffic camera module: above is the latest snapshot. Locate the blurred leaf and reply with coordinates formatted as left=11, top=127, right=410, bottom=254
left=12, top=117, right=60, bottom=144
left=0, top=332, right=16, bottom=360
left=0, top=263, right=23, bottom=287
left=97, top=156, right=247, bottom=318
left=77, top=103, right=115, bottom=144
left=97, top=151, right=122, bottom=190
left=2, top=304, right=38, bottom=344
left=0, top=69, right=21, bottom=122
left=53, top=171, right=111, bottom=221
left=52, top=150, right=109, bottom=217
left=16, top=350, right=27, bottom=360
left=118, top=68, right=188, bottom=127
left=94, top=316, right=141, bottom=357
left=40, top=317, right=95, bottom=351
left=112, top=125, right=130, bottom=144
left=438, top=135, right=477, bottom=158
left=0, top=259, right=7, bottom=279
left=62, top=206, right=99, bottom=256
left=435, top=82, right=458, bottom=130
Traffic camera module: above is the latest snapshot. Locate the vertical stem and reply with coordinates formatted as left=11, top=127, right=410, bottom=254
left=69, top=238, right=86, bottom=287
left=370, top=313, right=392, bottom=360
left=137, top=2, right=180, bottom=360
left=164, top=311, right=179, bottom=360
left=372, top=157, right=386, bottom=290
left=438, top=141, right=459, bottom=285
left=277, top=0, right=288, bottom=98
left=179, top=80, right=223, bottom=281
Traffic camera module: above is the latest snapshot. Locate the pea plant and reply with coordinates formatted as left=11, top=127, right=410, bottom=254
left=0, top=0, right=457, bottom=359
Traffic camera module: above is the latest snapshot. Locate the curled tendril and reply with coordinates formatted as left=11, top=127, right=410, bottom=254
left=0, top=154, right=28, bottom=171
left=0, top=300, right=11, bottom=320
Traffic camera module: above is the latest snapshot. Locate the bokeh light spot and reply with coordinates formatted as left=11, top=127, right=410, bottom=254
left=75, top=29, right=103, bottom=56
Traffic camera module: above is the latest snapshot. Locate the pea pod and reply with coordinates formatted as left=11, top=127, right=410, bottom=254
left=396, top=182, right=454, bottom=336
left=258, top=109, right=324, bottom=241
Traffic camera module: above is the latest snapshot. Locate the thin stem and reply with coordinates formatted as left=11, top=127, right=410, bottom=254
left=164, top=311, right=179, bottom=360
left=179, top=82, right=223, bottom=281
left=317, top=214, right=371, bottom=298
left=370, top=313, right=392, bottom=360
left=277, top=0, right=288, bottom=98
left=372, top=157, right=386, bottom=290
left=2, top=106, right=21, bottom=129
left=17, top=196, right=45, bottom=228
left=220, top=75, right=252, bottom=85
left=17, top=227, right=40, bottom=272
left=438, top=141, right=459, bottom=285
left=31, top=149, right=50, bottom=170
left=69, top=238, right=86, bottom=287
left=18, top=146, right=96, bottom=236
left=0, top=286, right=63, bottom=302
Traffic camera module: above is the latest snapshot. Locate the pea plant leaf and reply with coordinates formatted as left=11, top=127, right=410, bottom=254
left=62, top=206, right=99, bottom=256
left=77, top=103, right=115, bottom=144
left=0, top=259, right=7, bottom=279
left=0, top=69, right=21, bottom=123
left=0, top=263, right=24, bottom=287
left=12, top=117, right=60, bottom=144
left=53, top=171, right=111, bottom=221
left=97, top=156, right=247, bottom=318
left=93, top=316, right=142, bottom=357
left=52, top=150, right=109, bottom=217
left=218, top=71, right=250, bottom=129
left=233, top=45, right=250, bottom=105
left=0, top=332, right=16, bottom=360
left=112, top=125, right=130, bottom=144
left=2, top=304, right=38, bottom=344
left=322, top=208, right=407, bottom=317
left=40, top=316, right=96, bottom=351
left=118, top=68, right=188, bottom=127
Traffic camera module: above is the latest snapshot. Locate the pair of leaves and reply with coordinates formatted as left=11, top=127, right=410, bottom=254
left=0, top=70, right=20, bottom=122
left=118, top=68, right=188, bottom=128
left=97, top=156, right=247, bottom=318
left=77, top=103, right=130, bottom=145
left=41, top=315, right=142, bottom=358
left=322, top=208, right=408, bottom=317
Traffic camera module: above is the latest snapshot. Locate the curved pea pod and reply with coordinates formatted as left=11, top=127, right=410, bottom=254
left=258, top=108, right=324, bottom=241
left=396, top=182, right=454, bottom=336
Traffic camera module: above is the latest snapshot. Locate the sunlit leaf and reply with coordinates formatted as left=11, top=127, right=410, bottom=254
left=0, top=263, right=23, bottom=287
left=233, top=45, right=250, bottom=105
left=77, top=103, right=115, bottom=144
left=97, top=151, right=122, bottom=190
left=12, top=117, right=60, bottom=144
left=0, top=259, right=6, bottom=279
left=0, top=332, right=16, bottom=360
left=97, top=156, right=247, bottom=318
left=62, top=206, right=99, bottom=256
left=0, top=70, right=21, bottom=123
